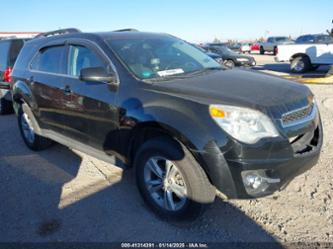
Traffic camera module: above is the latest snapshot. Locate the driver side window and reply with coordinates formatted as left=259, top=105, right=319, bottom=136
left=68, top=45, right=107, bottom=77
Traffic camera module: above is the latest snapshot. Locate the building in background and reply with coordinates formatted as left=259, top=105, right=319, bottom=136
left=0, top=32, right=40, bottom=39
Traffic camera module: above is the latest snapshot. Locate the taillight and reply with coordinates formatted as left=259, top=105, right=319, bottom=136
left=3, top=67, right=12, bottom=83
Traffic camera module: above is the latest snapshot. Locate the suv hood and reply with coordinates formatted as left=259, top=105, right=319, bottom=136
left=150, top=69, right=312, bottom=119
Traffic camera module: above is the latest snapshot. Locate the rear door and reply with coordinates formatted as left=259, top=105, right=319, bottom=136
left=29, top=44, right=69, bottom=133
left=61, top=40, right=119, bottom=150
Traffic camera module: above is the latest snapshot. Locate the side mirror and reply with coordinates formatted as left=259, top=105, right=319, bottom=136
left=79, top=67, right=116, bottom=84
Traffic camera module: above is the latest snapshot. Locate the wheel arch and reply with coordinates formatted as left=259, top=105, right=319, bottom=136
left=127, top=121, right=199, bottom=165
left=290, top=53, right=311, bottom=63
left=12, top=80, right=35, bottom=114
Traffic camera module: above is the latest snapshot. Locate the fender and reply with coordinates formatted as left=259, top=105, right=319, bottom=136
left=122, top=98, right=237, bottom=198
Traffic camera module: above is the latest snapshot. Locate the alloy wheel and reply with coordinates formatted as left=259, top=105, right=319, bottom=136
left=294, top=60, right=305, bottom=73
left=21, top=112, right=35, bottom=144
left=143, top=157, right=188, bottom=211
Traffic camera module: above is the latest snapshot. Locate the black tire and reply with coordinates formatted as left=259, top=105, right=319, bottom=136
left=224, top=59, right=235, bottom=69
left=0, top=98, right=14, bottom=115
left=135, top=137, right=215, bottom=221
left=17, top=105, right=53, bottom=151
left=260, top=46, right=265, bottom=55
left=273, top=46, right=278, bottom=55
left=290, top=56, right=311, bottom=73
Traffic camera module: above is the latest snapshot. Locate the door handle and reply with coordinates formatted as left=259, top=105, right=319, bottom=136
left=62, top=85, right=72, bottom=96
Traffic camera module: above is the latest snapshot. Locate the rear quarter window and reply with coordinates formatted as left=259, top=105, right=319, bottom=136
left=0, top=41, right=10, bottom=70
left=8, top=40, right=24, bottom=67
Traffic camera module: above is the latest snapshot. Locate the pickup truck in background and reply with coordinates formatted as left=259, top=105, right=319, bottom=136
left=260, top=36, right=294, bottom=55
left=275, top=43, right=333, bottom=73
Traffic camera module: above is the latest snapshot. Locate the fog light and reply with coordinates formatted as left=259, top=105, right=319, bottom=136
left=244, top=174, right=263, bottom=189
left=241, top=170, right=281, bottom=196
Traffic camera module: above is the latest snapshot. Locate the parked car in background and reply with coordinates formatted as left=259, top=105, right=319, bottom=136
left=11, top=28, right=322, bottom=221
left=260, top=36, right=294, bottom=55
left=240, top=43, right=251, bottom=53
left=227, top=43, right=241, bottom=52
left=204, top=43, right=256, bottom=68
left=0, top=38, right=28, bottom=114
left=295, top=34, right=333, bottom=44
left=251, top=43, right=260, bottom=52
left=192, top=44, right=224, bottom=64
left=275, top=41, right=333, bottom=73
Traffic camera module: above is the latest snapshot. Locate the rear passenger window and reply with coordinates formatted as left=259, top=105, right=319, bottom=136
left=0, top=41, right=10, bottom=70
left=31, top=46, right=65, bottom=74
left=68, top=45, right=106, bottom=77
left=9, top=40, right=24, bottom=67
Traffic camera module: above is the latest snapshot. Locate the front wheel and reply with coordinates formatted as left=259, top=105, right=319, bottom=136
left=18, top=105, right=53, bottom=151
left=224, top=60, right=235, bottom=68
left=135, top=137, right=215, bottom=221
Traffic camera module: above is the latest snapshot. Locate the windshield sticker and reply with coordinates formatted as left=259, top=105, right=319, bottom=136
left=157, top=68, right=184, bottom=77
left=142, top=71, right=152, bottom=78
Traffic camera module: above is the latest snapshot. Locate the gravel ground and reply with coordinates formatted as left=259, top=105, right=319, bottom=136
left=0, top=83, right=332, bottom=245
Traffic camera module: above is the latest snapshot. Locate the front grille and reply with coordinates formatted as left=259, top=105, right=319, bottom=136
left=281, top=104, right=314, bottom=127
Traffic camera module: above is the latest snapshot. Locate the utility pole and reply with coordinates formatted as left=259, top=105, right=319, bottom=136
left=328, top=20, right=333, bottom=75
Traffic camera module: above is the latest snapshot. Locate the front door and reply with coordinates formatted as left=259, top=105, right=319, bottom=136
left=61, top=41, right=119, bottom=151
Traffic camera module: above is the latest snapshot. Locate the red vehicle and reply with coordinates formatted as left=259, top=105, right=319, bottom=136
left=251, top=43, right=260, bottom=52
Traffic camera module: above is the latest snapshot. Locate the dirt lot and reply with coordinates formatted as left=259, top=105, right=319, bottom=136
left=0, top=60, right=332, bottom=245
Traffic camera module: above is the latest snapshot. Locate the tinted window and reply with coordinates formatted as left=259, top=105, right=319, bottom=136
left=316, top=35, right=333, bottom=43
left=31, top=46, right=65, bottom=74
left=8, top=40, right=24, bottom=67
left=0, top=41, right=10, bottom=70
left=68, top=45, right=106, bottom=77
left=275, top=37, right=289, bottom=42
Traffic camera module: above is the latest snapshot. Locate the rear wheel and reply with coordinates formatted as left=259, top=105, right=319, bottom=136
left=273, top=46, right=278, bottom=55
left=18, top=105, right=53, bottom=151
left=260, top=46, right=265, bottom=55
left=290, top=56, right=311, bottom=73
left=135, top=137, right=215, bottom=221
left=0, top=98, right=13, bottom=115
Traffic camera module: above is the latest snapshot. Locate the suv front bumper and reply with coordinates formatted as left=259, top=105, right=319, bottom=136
left=193, top=122, right=323, bottom=199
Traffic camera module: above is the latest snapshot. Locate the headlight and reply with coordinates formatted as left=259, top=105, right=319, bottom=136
left=209, top=104, right=279, bottom=144
left=236, top=58, right=249, bottom=62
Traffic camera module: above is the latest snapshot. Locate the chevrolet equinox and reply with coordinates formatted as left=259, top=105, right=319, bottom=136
left=11, top=29, right=323, bottom=220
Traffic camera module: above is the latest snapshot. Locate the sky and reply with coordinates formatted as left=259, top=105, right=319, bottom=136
left=1, top=0, right=332, bottom=43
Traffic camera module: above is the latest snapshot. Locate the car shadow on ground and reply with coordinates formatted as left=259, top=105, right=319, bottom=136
left=0, top=114, right=282, bottom=246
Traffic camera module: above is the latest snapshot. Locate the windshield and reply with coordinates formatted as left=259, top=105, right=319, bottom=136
left=106, top=36, right=221, bottom=80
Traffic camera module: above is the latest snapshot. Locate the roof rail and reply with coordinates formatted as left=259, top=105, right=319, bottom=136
left=35, top=28, right=81, bottom=38
left=112, top=28, right=138, bottom=32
